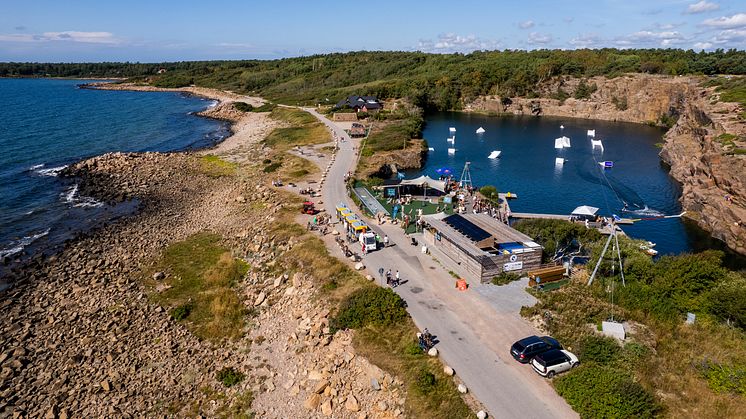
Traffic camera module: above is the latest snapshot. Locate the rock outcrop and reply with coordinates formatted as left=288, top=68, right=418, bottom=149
left=469, top=74, right=746, bottom=255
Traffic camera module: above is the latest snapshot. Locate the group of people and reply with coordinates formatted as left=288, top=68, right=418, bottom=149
left=472, top=195, right=510, bottom=223
left=379, top=268, right=401, bottom=287
left=418, top=329, right=434, bottom=351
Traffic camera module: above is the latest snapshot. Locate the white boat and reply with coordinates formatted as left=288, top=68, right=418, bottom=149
left=428, top=147, right=435, bottom=151
left=591, top=139, right=604, bottom=149
left=447, top=148, right=456, bottom=155
left=554, top=136, right=571, bottom=148
left=599, top=161, right=613, bottom=168
left=449, top=127, right=456, bottom=133
left=560, top=125, right=565, bottom=130
left=488, top=150, right=501, bottom=159
left=476, top=127, right=486, bottom=134
left=447, top=136, right=455, bottom=143
left=555, top=157, right=565, bottom=165
left=587, top=129, right=595, bottom=137
left=646, top=248, right=659, bottom=256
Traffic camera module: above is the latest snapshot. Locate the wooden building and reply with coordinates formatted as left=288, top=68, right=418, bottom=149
left=422, top=213, right=543, bottom=283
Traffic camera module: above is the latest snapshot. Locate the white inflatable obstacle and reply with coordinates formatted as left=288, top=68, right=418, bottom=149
left=488, top=150, right=501, bottom=159
left=476, top=127, right=486, bottom=134
left=587, top=129, right=595, bottom=137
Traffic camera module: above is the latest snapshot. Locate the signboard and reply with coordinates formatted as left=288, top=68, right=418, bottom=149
left=503, top=261, right=523, bottom=271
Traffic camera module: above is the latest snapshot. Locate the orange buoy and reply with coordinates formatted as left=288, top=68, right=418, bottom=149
left=456, top=278, right=468, bottom=291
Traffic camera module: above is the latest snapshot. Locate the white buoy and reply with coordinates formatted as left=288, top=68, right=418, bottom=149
left=560, top=125, right=565, bottom=130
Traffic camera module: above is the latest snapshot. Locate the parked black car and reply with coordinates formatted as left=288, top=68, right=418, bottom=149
left=510, top=335, right=562, bottom=363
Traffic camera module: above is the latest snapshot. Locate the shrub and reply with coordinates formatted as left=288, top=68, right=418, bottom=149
left=578, top=335, right=621, bottom=364
left=479, top=185, right=499, bottom=202
left=492, top=271, right=521, bottom=286
left=233, top=102, right=254, bottom=112
left=612, top=96, right=628, bottom=111
left=699, top=361, right=746, bottom=395
left=707, top=277, right=746, bottom=329
left=331, top=286, right=408, bottom=330
left=263, top=162, right=282, bottom=173
left=555, top=364, right=658, bottom=418
left=170, top=303, right=193, bottom=321
left=574, top=79, right=597, bottom=99
left=252, top=102, right=277, bottom=112
left=216, top=367, right=245, bottom=387
left=415, top=369, right=436, bottom=394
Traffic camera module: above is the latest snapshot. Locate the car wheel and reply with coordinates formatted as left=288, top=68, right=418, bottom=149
left=572, top=363, right=578, bottom=369
left=547, top=371, right=555, bottom=378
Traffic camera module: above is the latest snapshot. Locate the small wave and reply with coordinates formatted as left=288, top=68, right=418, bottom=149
left=29, top=163, right=45, bottom=170
left=621, top=205, right=665, bottom=217
left=60, top=184, right=104, bottom=208
left=0, top=229, right=50, bottom=259
left=35, top=165, right=67, bottom=177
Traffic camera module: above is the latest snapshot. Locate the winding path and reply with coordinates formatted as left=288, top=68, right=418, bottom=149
left=304, top=108, right=578, bottom=419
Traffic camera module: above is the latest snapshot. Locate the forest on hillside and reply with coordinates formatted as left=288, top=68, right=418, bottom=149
left=2, top=49, right=745, bottom=110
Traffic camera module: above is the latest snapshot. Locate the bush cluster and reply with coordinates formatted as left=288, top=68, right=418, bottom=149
left=216, top=367, right=245, bottom=387
left=170, top=303, right=193, bottom=321
left=233, top=102, right=253, bottom=112
left=555, top=364, right=658, bottom=418
left=491, top=271, right=521, bottom=286
left=578, top=335, right=620, bottom=365
left=331, top=286, right=408, bottom=330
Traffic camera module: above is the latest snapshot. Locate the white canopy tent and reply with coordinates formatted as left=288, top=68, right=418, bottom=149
left=400, top=175, right=447, bottom=192
left=571, top=205, right=600, bottom=220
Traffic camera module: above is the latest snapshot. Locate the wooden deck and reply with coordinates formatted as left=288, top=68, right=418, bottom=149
left=511, top=212, right=635, bottom=225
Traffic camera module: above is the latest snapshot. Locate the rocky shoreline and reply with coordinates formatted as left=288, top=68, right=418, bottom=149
left=1, top=85, right=421, bottom=417
left=468, top=74, right=746, bottom=255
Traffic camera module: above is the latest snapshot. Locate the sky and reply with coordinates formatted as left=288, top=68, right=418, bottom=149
left=0, top=0, right=744, bottom=62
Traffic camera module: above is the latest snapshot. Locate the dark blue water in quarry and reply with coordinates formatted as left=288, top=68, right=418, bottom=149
left=416, top=111, right=720, bottom=256
left=0, top=78, right=229, bottom=262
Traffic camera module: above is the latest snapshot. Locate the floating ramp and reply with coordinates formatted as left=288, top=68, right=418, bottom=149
left=476, top=127, right=486, bottom=134
left=488, top=150, right=501, bottom=159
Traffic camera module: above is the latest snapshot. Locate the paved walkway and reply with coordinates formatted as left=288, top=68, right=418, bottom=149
left=303, top=108, right=578, bottom=419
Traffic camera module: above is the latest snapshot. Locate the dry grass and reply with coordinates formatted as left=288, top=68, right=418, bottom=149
left=149, top=232, right=249, bottom=342
left=198, top=155, right=238, bottom=177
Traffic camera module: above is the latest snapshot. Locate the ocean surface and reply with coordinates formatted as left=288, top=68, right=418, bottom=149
left=416, top=112, right=712, bottom=256
left=0, top=78, right=230, bottom=262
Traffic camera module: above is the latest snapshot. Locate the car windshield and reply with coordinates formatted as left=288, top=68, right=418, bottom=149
left=513, top=342, right=526, bottom=351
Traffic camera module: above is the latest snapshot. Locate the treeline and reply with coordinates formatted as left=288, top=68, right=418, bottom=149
left=2, top=48, right=746, bottom=109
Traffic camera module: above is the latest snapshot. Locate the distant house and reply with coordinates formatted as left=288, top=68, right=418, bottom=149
left=335, top=95, right=383, bottom=113
left=349, top=122, right=367, bottom=138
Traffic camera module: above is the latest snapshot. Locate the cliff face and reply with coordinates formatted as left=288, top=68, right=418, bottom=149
left=468, top=74, right=746, bottom=255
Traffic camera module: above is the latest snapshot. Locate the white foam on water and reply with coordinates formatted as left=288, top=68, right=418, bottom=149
left=622, top=205, right=665, bottom=217
left=60, top=184, right=104, bottom=208
left=0, top=229, right=50, bottom=259
left=36, top=165, right=67, bottom=177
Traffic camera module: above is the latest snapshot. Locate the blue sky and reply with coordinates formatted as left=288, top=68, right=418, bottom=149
left=0, top=0, right=744, bottom=62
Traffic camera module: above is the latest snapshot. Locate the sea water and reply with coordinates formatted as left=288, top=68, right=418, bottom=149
left=0, top=78, right=230, bottom=262
left=417, top=112, right=713, bottom=256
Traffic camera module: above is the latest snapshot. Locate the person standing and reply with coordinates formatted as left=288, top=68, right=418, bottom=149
left=383, top=235, right=389, bottom=248
left=394, top=270, right=400, bottom=287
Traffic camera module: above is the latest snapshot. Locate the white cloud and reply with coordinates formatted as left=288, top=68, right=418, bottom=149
left=686, top=1, right=719, bottom=14
left=651, top=22, right=685, bottom=30
left=711, top=29, right=746, bottom=44
left=568, top=34, right=604, bottom=48
left=615, top=30, right=687, bottom=47
left=702, top=13, right=746, bottom=28
left=416, top=33, right=500, bottom=53
left=0, top=30, right=120, bottom=44
left=527, top=32, right=553, bottom=45
left=519, top=20, right=535, bottom=29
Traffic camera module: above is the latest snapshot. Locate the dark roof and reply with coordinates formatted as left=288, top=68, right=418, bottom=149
left=534, top=349, right=567, bottom=363
left=335, top=95, right=381, bottom=110
left=382, top=179, right=402, bottom=186
left=443, top=214, right=491, bottom=242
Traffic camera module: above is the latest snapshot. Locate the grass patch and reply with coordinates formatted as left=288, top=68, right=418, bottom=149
left=216, top=367, right=245, bottom=387
left=354, top=322, right=473, bottom=418
left=150, top=232, right=249, bottom=342
left=706, top=76, right=746, bottom=107
left=274, top=152, right=318, bottom=181
left=264, top=108, right=330, bottom=151
left=198, top=155, right=238, bottom=178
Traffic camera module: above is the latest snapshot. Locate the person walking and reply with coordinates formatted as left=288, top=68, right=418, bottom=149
left=383, top=235, right=389, bottom=248
left=394, top=270, right=400, bottom=287
left=386, top=269, right=392, bottom=287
